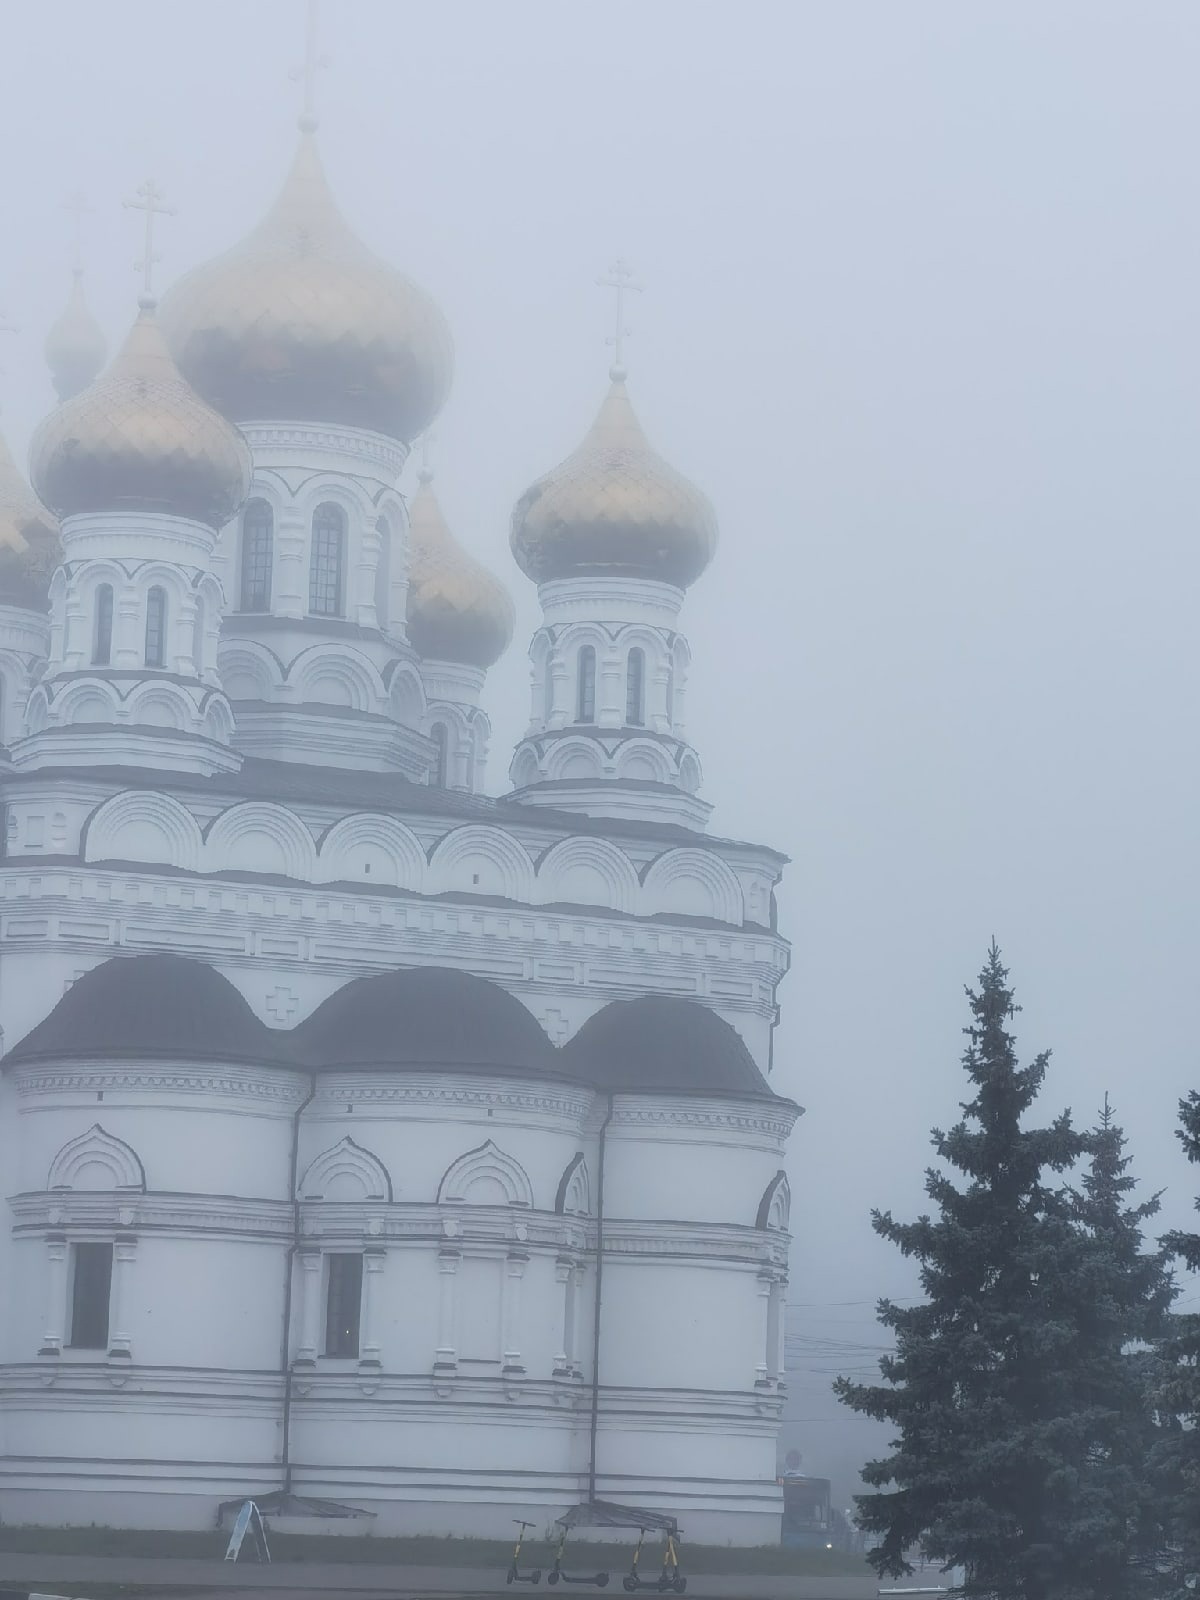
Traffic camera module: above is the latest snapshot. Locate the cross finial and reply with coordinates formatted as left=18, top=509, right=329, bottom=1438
left=597, top=258, right=643, bottom=380
left=64, top=191, right=93, bottom=276
left=123, top=179, right=176, bottom=307
left=290, top=0, right=330, bottom=134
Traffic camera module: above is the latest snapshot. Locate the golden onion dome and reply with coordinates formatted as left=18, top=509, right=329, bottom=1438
left=30, top=304, right=251, bottom=530
left=407, top=471, right=514, bottom=670
left=0, top=422, right=60, bottom=610
left=510, top=372, right=718, bottom=589
left=44, top=271, right=108, bottom=402
left=158, top=134, right=453, bottom=442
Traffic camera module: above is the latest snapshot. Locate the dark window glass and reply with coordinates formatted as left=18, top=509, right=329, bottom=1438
left=431, top=723, right=448, bottom=787
left=69, top=1242, right=113, bottom=1350
left=626, top=648, right=645, bottom=726
left=241, top=499, right=274, bottom=612
left=94, top=585, right=113, bottom=666
left=145, top=587, right=167, bottom=669
left=324, top=1252, right=363, bottom=1358
left=576, top=646, right=596, bottom=723
left=309, top=504, right=345, bottom=617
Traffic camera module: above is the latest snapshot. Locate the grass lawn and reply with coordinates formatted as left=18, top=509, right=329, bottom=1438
left=0, top=1522, right=869, bottom=1576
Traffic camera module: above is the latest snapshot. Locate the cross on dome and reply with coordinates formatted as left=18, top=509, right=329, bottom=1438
left=64, top=191, right=93, bottom=276
left=123, top=179, right=176, bottom=308
left=290, top=0, right=330, bottom=134
left=597, top=257, right=642, bottom=380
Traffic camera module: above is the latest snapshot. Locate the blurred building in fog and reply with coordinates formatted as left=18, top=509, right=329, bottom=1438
left=0, top=108, right=796, bottom=1542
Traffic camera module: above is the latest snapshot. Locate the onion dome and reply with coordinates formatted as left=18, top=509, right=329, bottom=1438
left=407, top=470, right=514, bottom=669
left=0, top=421, right=60, bottom=609
left=510, top=373, right=718, bottom=589
left=29, top=304, right=251, bottom=528
left=44, top=271, right=108, bottom=401
left=158, top=134, right=453, bottom=442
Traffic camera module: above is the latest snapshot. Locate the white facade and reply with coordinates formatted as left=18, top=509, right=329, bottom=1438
left=0, top=121, right=797, bottom=1546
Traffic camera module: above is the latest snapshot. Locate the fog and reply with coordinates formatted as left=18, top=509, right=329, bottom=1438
left=4, top=0, right=1199, bottom=1507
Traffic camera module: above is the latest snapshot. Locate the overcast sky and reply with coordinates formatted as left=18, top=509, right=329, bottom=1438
left=4, top=0, right=1199, bottom=1503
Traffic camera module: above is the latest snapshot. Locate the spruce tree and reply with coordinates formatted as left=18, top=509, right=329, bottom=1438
left=1157, top=1090, right=1200, bottom=1594
left=835, top=945, right=1147, bottom=1600
left=1069, top=1097, right=1175, bottom=1593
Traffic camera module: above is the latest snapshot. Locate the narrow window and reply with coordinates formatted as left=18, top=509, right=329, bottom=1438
left=542, top=657, right=554, bottom=724
left=145, top=586, right=167, bottom=669
left=240, top=499, right=274, bottom=612
left=431, top=722, right=448, bottom=787
left=309, top=503, right=345, bottom=617
left=576, top=646, right=596, bottom=723
left=69, top=1242, right=113, bottom=1351
left=192, top=596, right=206, bottom=675
left=93, top=585, right=113, bottom=666
left=374, top=515, right=391, bottom=629
left=625, top=647, right=645, bottom=726
left=324, top=1252, right=363, bottom=1358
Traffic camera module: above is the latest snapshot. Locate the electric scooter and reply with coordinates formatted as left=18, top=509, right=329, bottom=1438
left=546, top=1522, right=610, bottom=1586
left=621, top=1526, right=686, bottom=1593
left=507, top=1519, right=543, bottom=1585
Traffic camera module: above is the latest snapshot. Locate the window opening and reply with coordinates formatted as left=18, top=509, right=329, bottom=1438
left=69, top=1242, right=113, bottom=1350
left=240, top=499, right=274, bottom=611
left=324, top=1252, right=363, bottom=1358
left=576, top=646, right=596, bottom=723
left=309, top=504, right=346, bottom=617
left=626, top=647, right=645, bottom=726
left=145, top=586, right=167, bottom=668
left=93, top=585, right=113, bottom=666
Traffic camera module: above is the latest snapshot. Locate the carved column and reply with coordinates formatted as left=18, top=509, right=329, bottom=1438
left=773, top=1276, right=788, bottom=1388
left=355, top=517, right=381, bottom=631
left=434, top=1249, right=459, bottom=1373
left=108, top=1235, right=138, bottom=1359
left=40, top=1236, right=67, bottom=1356
left=359, top=1249, right=385, bottom=1369
left=502, top=1250, right=528, bottom=1375
left=755, top=1270, right=773, bottom=1388
left=553, top=1256, right=574, bottom=1377
left=275, top=512, right=307, bottom=620
left=296, top=1250, right=322, bottom=1365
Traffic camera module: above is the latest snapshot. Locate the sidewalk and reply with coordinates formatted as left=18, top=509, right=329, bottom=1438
left=0, top=1551, right=879, bottom=1599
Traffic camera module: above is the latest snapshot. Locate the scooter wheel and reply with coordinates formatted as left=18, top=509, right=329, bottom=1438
left=532, top=1572, right=542, bottom=1585
left=674, top=1581, right=687, bottom=1594
left=548, top=1573, right=559, bottom=1586
left=623, top=1579, right=638, bottom=1593
left=507, top=1572, right=516, bottom=1586
left=598, top=1576, right=610, bottom=1588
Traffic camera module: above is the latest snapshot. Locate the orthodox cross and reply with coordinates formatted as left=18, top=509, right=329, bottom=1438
left=123, top=179, right=175, bottom=305
left=597, top=258, right=642, bottom=377
left=64, top=190, right=93, bottom=275
left=291, top=0, right=330, bottom=134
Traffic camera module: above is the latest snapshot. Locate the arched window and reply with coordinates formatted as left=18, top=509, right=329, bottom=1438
left=576, top=646, right=596, bottom=723
left=93, top=585, right=113, bottom=666
left=144, top=587, right=167, bottom=668
left=309, top=503, right=346, bottom=617
left=431, top=722, right=448, bottom=787
left=240, top=499, right=273, bottom=612
left=374, top=515, right=391, bottom=629
left=625, top=647, right=645, bottom=726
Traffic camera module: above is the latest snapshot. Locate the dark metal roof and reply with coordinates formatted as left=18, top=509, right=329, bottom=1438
left=291, top=965, right=567, bottom=1077
left=562, top=995, right=787, bottom=1103
left=5, top=952, right=293, bottom=1066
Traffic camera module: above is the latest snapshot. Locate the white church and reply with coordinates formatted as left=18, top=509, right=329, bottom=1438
left=0, top=86, right=797, bottom=1543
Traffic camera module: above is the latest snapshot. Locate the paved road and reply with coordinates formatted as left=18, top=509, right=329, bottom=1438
left=0, top=1552, right=880, bottom=1600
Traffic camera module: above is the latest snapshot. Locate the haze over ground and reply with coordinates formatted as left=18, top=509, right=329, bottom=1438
left=3, top=0, right=1198, bottom=1505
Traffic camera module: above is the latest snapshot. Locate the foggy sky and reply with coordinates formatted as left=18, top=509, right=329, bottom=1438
left=3, top=0, right=1199, bottom=1505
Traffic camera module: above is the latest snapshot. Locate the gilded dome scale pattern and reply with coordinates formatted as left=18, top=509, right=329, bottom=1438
left=0, top=425, right=59, bottom=609
left=510, top=374, right=718, bottom=589
left=407, top=471, right=514, bottom=670
left=30, top=307, right=252, bottom=529
left=158, top=135, right=453, bottom=442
